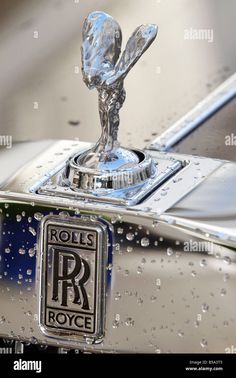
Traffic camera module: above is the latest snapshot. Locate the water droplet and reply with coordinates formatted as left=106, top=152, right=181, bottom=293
left=178, top=330, right=184, bottom=337
left=0, top=316, right=6, bottom=324
left=115, top=292, right=121, bottom=301
left=141, top=237, right=150, bottom=247
left=111, top=215, right=121, bottom=224
left=223, top=273, right=230, bottom=282
left=194, top=320, right=200, bottom=328
left=141, top=258, right=146, bottom=264
left=161, top=191, right=167, bottom=197
left=200, top=259, right=207, bottom=267
left=200, top=338, right=208, bottom=348
left=4, top=247, right=11, bottom=254
left=152, top=221, right=158, bottom=228
left=29, top=227, right=36, bottom=236
left=126, top=233, right=134, bottom=241
left=59, top=211, right=70, bottom=218
left=124, top=270, right=129, bottom=276
left=137, top=297, right=143, bottom=305
left=16, top=215, right=22, bottom=222
left=4, top=203, right=9, bottom=209
left=106, top=263, right=113, bottom=271
left=125, top=317, right=135, bottom=327
left=18, top=248, right=26, bottom=255
left=137, top=266, right=143, bottom=274
left=223, top=256, right=231, bottom=265
left=33, top=212, right=43, bottom=221
left=85, top=337, right=93, bottom=345
left=175, top=252, right=182, bottom=258
left=191, top=270, right=197, bottom=277
left=112, top=320, right=120, bottom=329
left=28, top=248, right=36, bottom=257
left=39, top=344, right=48, bottom=350
left=27, top=269, right=32, bottom=276
left=30, top=336, right=38, bottom=344
left=202, top=303, right=209, bottom=313
left=167, top=247, right=174, bottom=256
left=173, top=177, right=183, bottom=183
left=220, top=288, right=227, bottom=296
left=127, top=246, right=133, bottom=253
left=117, top=228, right=123, bottom=234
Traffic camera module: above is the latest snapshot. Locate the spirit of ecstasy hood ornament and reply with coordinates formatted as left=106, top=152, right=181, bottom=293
left=68, top=11, right=158, bottom=191
left=82, top=11, right=157, bottom=156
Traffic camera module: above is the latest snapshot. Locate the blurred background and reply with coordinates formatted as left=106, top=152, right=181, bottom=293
left=0, top=0, right=236, bottom=149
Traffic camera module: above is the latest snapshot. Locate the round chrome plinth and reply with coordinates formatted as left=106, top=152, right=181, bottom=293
left=76, top=146, right=140, bottom=171
left=67, top=148, right=157, bottom=192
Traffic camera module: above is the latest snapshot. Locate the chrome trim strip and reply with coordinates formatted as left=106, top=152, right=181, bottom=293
left=149, top=73, right=236, bottom=151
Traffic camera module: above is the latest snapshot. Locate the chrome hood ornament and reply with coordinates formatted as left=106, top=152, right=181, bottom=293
left=68, top=11, right=158, bottom=191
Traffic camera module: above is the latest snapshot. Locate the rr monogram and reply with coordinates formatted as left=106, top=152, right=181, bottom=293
left=52, top=249, right=90, bottom=310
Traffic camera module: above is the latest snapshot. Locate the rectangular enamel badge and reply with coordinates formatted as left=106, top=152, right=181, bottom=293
left=39, top=216, right=106, bottom=342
